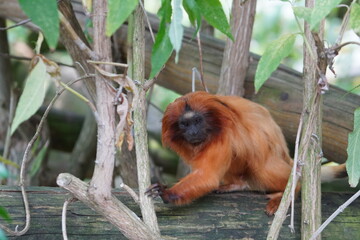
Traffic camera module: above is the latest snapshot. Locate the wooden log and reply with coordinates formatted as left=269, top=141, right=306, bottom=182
left=0, top=187, right=359, bottom=239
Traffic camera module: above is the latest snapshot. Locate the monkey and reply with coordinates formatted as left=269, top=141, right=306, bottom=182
left=146, top=91, right=347, bottom=215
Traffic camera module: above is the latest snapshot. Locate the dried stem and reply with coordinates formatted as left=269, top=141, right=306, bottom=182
left=59, top=12, right=98, bottom=61
left=335, top=2, right=353, bottom=45
left=0, top=53, right=74, bottom=67
left=332, top=41, right=360, bottom=51
left=310, top=189, right=360, bottom=240
left=62, top=198, right=77, bottom=240
left=57, top=173, right=156, bottom=240
left=3, top=89, right=15, bottom=160
left=0, top=19, right=31, bottom=31
left=120, top=183, right=140, bottom=204
left=289, top=113, right=304, bottom=231
left=196, top=30, right=207, bottom=92
left=0, top=74, right=91, bottom=236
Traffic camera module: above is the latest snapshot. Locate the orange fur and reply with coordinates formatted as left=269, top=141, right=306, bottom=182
left=151, top=91, right=344, bottom=215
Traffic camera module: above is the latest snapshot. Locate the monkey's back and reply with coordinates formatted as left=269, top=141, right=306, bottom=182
left=216, top=94, right=292, bottom=168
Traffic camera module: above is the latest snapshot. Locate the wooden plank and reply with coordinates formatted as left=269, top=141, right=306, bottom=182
left=1, top=187, right=359, bottom=239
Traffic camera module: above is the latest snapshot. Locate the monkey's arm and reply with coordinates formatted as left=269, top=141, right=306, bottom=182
left=147, top=140, right=232, bottom=205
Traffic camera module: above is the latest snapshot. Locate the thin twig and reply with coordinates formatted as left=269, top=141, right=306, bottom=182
left=139, top=0, right=155, bottom=42
left=3, top=89, right=16, bottom=159
left=335, top=3, right=352, bottom=45
left=332, top=41, right=360, bottom=51
left=289, top=113, right=304, bottom=232
left=59, top=13, right=98, bottom=61
left=58, top=80, right=99, bottom=123
left=137, top=1, right=165, bottom=91
left=87, top=60, right=128, bottom=68
left=0, top=19, right=32, bottom=31
left=62, top=197, right=78, bottom=240
left=0, top=75, right=93, bottom=236
left=196, top=30, right=208, bottom=92
left=310, top=189, right=360, bottom=240
left=120, top=183, right=140, bottom=204
left=0, top=53, right=74, bottom=68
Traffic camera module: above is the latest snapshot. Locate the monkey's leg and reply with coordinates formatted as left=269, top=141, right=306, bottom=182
left=251, top=159, right=295, bottom=215
left=216, top=177, right=249, bottom=193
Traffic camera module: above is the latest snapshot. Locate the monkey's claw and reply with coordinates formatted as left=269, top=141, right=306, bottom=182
left=145, top=183, right=167, bottom=199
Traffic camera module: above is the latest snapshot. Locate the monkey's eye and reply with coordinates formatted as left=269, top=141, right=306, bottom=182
left=179, top=121, right=189, bottom=128
left=194, top=116, right=202, bottom=124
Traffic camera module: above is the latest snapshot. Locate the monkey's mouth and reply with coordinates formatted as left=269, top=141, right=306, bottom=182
left=187, top=138, right=205, bottom=145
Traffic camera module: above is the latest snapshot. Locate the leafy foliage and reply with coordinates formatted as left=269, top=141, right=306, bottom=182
left=169, top=0, right=184, bottom=63
left=346, top=108, right=360, bottom=188
left=254, top=33, right=296, bottom=92
left=293, top=6, right=313, bottom=24
left=0, top=156, right=20, bottom=169
left=18, top=0, right=59, bottom=49
left=195, top=0, right=232, bottom=39
left=310, top=0, right=342, bottom=30
left=183, top=0, right=201, bottom=30
left=11, top=57, right=50, bottom=135
left=0, top=207, right=11, bottom=223
left=149, top=0, right=173, bottom=79
left=30, top=144, right=48, bottom=177
left=149, top=0, right=232, bottom=78
left=106, top=0, right=139, bottom=36
left=350, top=3, right=360, bottom=34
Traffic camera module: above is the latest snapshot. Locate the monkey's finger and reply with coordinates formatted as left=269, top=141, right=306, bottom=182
left=145, top=183, right=159, bottom=194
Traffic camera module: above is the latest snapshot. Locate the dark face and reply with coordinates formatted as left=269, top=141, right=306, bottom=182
left=178, top=111, right=208, bottom=145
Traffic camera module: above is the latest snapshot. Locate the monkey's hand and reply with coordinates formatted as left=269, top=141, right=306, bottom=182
left=145, top=183, right=181, bottom=204
left=146, top=183, right=167, bottom=200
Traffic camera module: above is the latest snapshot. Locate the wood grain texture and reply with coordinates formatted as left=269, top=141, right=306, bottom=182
left=0, top=187, right=359, bottom=239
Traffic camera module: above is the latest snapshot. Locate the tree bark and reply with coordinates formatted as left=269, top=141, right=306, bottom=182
left=130, top=4, right=161, bottom=237
left=88, top=0, right=115, bottom=200
left=1, top=186, right=359, bottom=239
left=217, top=0, right=256, bottom=96
left=301, top=1, right=323, bottom=238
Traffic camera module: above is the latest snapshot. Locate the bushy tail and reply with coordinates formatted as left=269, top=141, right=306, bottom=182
left=321, top=163, right=347, bottom=183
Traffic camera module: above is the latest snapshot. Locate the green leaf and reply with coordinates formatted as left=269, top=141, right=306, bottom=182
left=106, top=0, right=139, bottom=36
left=18, top=0, right=59, bottom=49
left=183, top=0, right=202, bottom=30
left=149, top=0, right=173, bottom=79
left=169, top=0, right=184, bottom=63
left=11, top=58, right=50, bottom=135
left=310, top=0, right=342, bottom=30
left=346, top=108, right=360, bottom=187
left=293, top=6, right=313, bottom=24
left=254, top=33, right=296, bottom=93
left=0, top=156, right=20, bottom=169
left=0, top=228, right=7, bottom=240
left=30, top=143, right=48, bottom=177
left=158, top=0, right=172, bottom=23
left=350, top=3, right=360, bottom=34
left=149, top=27, right=173, bottom=79
left=0, top=206, right=11, bottom=223
left=195, top=0, right=233, bottom=39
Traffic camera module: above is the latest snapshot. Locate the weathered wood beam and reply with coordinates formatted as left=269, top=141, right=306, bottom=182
left=0, top=187, right=359, bottom=239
